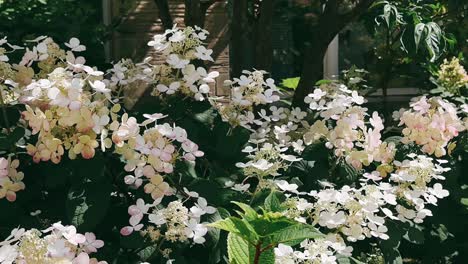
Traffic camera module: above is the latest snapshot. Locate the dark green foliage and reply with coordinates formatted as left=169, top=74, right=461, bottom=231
left=0, top=0, right=107, bottom=66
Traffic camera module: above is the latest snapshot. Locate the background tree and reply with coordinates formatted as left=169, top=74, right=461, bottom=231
left=230, top=0, right=275, bottom=77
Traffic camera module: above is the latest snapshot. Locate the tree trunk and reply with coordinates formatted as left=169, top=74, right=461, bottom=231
left=292, top=0, right=375, bottom=108
left=154, top=0, right=173, bottom=30
left=292, top=41, right=329, bottom=108
left=184, top=0, right=202, bottom=27
left=254, top=0, right=274, bottom=72
left=230, top=0, right=250, bottom=78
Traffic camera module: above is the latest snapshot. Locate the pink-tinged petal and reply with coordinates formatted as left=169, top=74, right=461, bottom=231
left=144, top=183, right=156, bottom=194
left=160, top=152, right=172, bottom=162
left=120, top=226, right=133, bottom=236
left=85, top=232, right=96, bottom=242
left=124, top=163, right=136, bottom=172
left=184, top=153, right=195, bottom=161
left=133, top=224, right=144, bottom=231
left=129, top=213, right=143, bottom=226
left=93, top=239, right=104, bottom=248
left=163, top=164, right=173, bottom=174
left=85, top=244, right=98, bottom=253
left=134, top=179, right=143, bottom=188
left=73, top=252, right=90, bottom=264
left=142, top=165, right=155, bottom=177
left=75, top=233, right=86, bottom=244
left=124, top=175, right=135, bottom=185
left=128, top=205, right=140, bottom=215
left=6, top=191, right=16, bottom=202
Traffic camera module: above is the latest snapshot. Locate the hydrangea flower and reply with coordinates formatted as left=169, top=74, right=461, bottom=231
left=0, top=223, right=106, bottom=264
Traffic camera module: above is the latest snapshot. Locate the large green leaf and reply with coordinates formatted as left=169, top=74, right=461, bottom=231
left=382, top=248, right=403, bottom=264
left=208, top=217, right=259, bottom=242
left=404, top=225, right=425, bottom=244
left=414, top=22, right=443, bottom=61
left=267, top=224, right=322, bottom=246
left=0, top=105, right=22, bottom=129
left=66, top=181, right=112, bottom=231
left=233, top=202, right=258, bottom=221
left=69, top=155, right=107, bottom=186
left=0, top=127, right=25, bottom=150
left=227, top=233, right=274, bottom=264
left=249, top=218, right=294, bottom=237
left=204, top=208, right=223, bottom=247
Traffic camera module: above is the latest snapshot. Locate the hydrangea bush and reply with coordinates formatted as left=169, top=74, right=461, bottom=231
left=0, top=27, right=467, bottom=263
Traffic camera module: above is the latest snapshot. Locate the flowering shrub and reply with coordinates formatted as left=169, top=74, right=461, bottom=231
left=0, top=223, right=105, bottom=264
left=0, top=27, right=467, bottom=263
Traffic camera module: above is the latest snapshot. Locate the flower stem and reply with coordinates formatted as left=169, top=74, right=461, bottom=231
left=253, top=242, right=262, bottom=264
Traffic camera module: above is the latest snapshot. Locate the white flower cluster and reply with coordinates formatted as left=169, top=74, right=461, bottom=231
left=273, top=154, right=450, bottom=263
left=0, top=157, right=25, bottom=202
left=0, top=36, right=120, bottom=164
left=114, top=114, right=204, bottom=197
left=304, top=82, right=364, bottom=120
left=107, top=25, right=219, bottom=102
left=275, top=234, right=352, bottom=264
left=0, top=222, right=105, bottom=264
left=304, top=83, right=396, bottom=170
left=215, top=79, right=461, bottom=262
left=236, top=143, right=302, bottom=180
left=215, top=71, right=309, bottom=193
left=114, top=114, right=213, bottom=246
left=219, top=70, right=280, bottom=127
left=121, top=190, right=216, bottom=247
left=397, top=96, right=465, bottom=157
left=1, top=32, right=217, bottom=254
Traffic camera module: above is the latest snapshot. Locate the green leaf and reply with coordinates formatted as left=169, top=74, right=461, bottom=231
left=414, top=23, right=425, bottom=52
left=44, top=163, right=71, bottom=189
left=0, top=105, right=22, bottom=129
left=414, top=22, right=443, bottom=62
left=193, top=107, right=217, bottom=126
left=280, top=77, right=300, bottom=90
left=228, top=233, right=251, bottom=264
left=66, top=181, right=112, bottom=231
left=264, top=191, right=283, bottom=212
left=137, top=244, right=159, bottom=261
left=0, top=127, right=25, bottom=150
left=119, top=232, right=145, bottom=249
left=227, top=233, right=274, bottom=264
left=429, top=224, right=452, bottom=242
left=250, top=218, right=293, bottom=237
left=460, top=198, right=468, bottom=206
left=208, top=217, right=259, bottom=242
left=69, top=155, right=106, bottom=186
left=380, top=221, right=407, bottom=250
left=404, top=225, right=425, bottom=244
left=205, top=209, right=222, bottom=247
left=337, top=255, right=366, bottom=264
left=233, top=202, right=258, bottom=220
left=382, top=248, right=403, bottom=264
left=268, top=224, right=322, bottom=246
